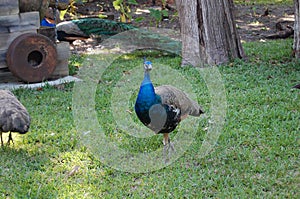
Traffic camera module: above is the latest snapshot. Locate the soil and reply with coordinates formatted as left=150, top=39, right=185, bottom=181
left=69, top=1, right=294, bottom=53
left=234, top=4, right=294, bottom=42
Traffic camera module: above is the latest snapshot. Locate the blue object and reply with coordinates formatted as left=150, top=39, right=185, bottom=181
left=41, top=18, right=56, bottom=27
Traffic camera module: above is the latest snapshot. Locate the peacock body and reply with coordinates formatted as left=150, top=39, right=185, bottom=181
left=0, top=90, right=30, bottom=146
left=57, top=18, right=136, bottom=41
left=73, top=18, right=136, bottom=36
left=134, top=59, right=204, bottom=159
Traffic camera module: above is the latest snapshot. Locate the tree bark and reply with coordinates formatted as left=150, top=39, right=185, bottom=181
left=293, top=0, right=300, bottom=58
left=175, top=0, right=245, bottom=66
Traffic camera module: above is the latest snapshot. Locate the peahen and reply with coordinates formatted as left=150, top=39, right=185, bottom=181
left=0, top=90, right=31, bottom=146
left=56, top=18, right=136, bottom=41
left=134, top=58, right=204, bottom=159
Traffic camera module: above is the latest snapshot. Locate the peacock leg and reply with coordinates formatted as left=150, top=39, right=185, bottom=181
left=169, top=140, right=175, bottom=152
left=7, top=132, right=14, bottom=146
left=163, top=133, right=169, bottom=146
left=163, top=133, right=175, bottom=163
left=163, top=133, right=168, bottom=162
left=168, top=139, right=175, bottom=162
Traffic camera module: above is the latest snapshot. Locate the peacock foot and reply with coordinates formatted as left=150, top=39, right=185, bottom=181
left=163, top=141, right=175, bottom=163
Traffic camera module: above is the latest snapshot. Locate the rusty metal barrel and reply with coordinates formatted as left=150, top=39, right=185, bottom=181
left=6, top=33, right=57, bottom=83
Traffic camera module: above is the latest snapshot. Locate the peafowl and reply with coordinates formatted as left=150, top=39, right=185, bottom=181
left=0, top=90, right=31, bottom=146
left=56, top=18, right=136, bottom=41
left=134, top=58, right=204, bottom=159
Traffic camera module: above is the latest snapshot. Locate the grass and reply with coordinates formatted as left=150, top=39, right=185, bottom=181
left=0, top=38, right=299, bottom=198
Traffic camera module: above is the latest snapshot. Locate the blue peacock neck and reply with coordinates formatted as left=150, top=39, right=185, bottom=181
left=137, top=70, right=160, bottom=105
left=141, top=70, right=152, bottom=86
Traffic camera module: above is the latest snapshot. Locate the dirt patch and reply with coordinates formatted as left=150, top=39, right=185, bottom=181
left=69, top=1, right=294, bottom=53
left=234, top=4, right=294, bottom=42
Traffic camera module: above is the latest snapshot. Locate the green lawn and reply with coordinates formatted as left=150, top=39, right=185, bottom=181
left=0, top=38, right=299, bottom=198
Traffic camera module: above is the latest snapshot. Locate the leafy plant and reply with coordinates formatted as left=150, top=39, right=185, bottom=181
left=59, top=0, right=79, bottom=20
left=149, top=8, right=168, bottom=27
left=134, top=16, right=145, bottom=23
left=113, top=0, right=138, bottom=22
left=68, top=54, right=85, bottom=75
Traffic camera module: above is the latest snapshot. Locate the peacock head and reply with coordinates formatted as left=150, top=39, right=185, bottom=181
left=143, top=58, right=152, bottom=71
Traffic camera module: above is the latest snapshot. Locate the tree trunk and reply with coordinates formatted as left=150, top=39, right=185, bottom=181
left=175, top=0, right=245, bottom=66
left=293, top=0, right=300, bottom=58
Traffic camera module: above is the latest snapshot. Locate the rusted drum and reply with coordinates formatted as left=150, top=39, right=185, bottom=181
left=6, top=33, right=57, bottom=83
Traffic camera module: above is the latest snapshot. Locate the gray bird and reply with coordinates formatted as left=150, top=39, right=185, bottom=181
left=0, top=90, right=30, bottom=146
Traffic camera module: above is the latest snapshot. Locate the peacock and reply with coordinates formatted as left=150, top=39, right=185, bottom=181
left=56, top=18, right=136, bottom=41
left=134, top=58, right=204, bottom=159
left=0, top=90, right=31, bottom=146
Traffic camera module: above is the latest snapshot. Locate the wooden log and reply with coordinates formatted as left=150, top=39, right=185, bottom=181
left=56, top=41, right=70, bottom=60
left=19, top=0, right=49, bottom=20
left=0, top=30, right=37, bottom=51
left=19, top=0, right=48, bottom=12
left=0, top=12, right=40, bottom=33
left=0, top=49, right=6, bottom=69
left=0, top=70, right=22, bottom=83
left=49, top=59, right=69, bottom=79
left=49, top=0, right=70, bottom=10
left=0, top=0, right=19, bottom=16
left=38, top=27, right=56, bottom=43
left=49, top=42, right=70, bottom=79
left=0, top=64, right=6, bottom=69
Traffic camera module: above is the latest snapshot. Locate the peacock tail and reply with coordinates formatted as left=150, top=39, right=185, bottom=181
left=72, top=18, right=136, bottom=36
left=57, top=18, right=181, bottom=53
left=155, top=85, right=204, bottom=118
left=110, top=28, right=181, bottom=54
